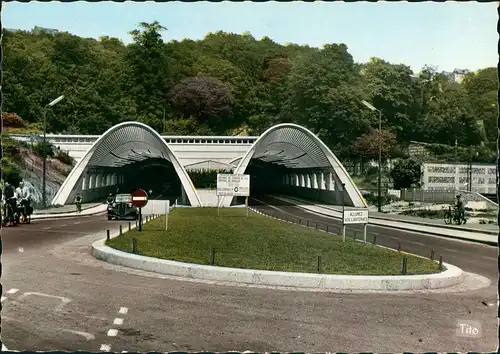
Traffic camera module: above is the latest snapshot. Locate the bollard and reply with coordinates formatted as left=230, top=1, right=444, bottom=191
left=306, top=220, right=309, bottom=227
left=106, top=229, right=110, bottom=241
left=119, top=225, right=122, bottom=235
left=317, top=255, right=321, bottom=273
left=315, top=223, right=318, bottom=230
left=128, top=222, right=131, bottom=231
left=439, top=256, right=443, bottom=271
left=373, top=235, right=377, bottom=244
left=299, top=219, right=302, bottom=225
left=353, top=231, right=357, bottom=240
left=209, top=247, right=215, bottom=265
left=400, top=257, right=408, bottom=275
left=326, top=225, right=329, bottom=233
left=430, top=249, right=435, bottom=261
left=397, top=242, right=401, bottom=252
left=131, top=238, right=136, bottom=254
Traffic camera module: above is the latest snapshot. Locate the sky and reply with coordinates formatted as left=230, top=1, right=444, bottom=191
left=2, top=1, right=498, bottom=73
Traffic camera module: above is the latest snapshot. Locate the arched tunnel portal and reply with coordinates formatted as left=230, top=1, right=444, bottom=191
left=51, top=122, right=202, bottom=207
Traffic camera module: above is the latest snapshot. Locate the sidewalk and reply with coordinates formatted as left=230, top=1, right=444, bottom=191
left=33, top=203, right=102, bottom=215
left=271, top=195, right=497, bottom=245
left=32, top=203, right=107, bottom=219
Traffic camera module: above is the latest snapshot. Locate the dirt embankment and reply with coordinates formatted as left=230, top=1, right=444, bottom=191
left=17, top=147, right=73, bottom=209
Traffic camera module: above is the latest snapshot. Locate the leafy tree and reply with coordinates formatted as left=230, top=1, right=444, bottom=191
left=168, top=76, right=234, bottom=134
left=390, top=158, right=422, bottom=189
left=351, top=128, right=398, bottom=160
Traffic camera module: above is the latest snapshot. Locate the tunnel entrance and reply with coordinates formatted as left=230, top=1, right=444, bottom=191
left=233, top=159, right=288, bottom=205
left=121, top=158, right=186, bottom=205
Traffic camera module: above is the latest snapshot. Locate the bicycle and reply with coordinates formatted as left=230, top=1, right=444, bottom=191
left=443, top=205, right=467, bottom=225
left=17, top=199, right=32, bottom=224
left=76, top=201, right=82, bottom=213
left=2, top=198, right=18, bottom=227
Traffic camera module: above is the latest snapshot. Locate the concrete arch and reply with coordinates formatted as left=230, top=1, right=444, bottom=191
left=52, top=121, right=202, bottom=206
left=220, top=123, right=366, bottom=208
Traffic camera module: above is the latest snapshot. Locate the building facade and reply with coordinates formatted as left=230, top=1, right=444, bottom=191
left=421, top=162, right=497, bottom=194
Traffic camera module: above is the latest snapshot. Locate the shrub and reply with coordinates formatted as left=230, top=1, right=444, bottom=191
left=33, top=141, right=55, bottom=158
left=54, top=148, right=75, bottom=166
left=2, top=112, right=27, bottom=128
left=1, top=157, right=23, bottom=186
left=188, top=169, right=234, bottom=189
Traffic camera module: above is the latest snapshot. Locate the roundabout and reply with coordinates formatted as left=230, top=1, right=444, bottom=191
left=93, top=207, right=466, bottom=292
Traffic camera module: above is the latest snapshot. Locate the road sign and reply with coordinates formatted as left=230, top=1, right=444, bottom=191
left=131, top=189, right=148, bottom=208
left=343, top=209, right=369, bottom=224
left=216, top=174, right=250, bottom=196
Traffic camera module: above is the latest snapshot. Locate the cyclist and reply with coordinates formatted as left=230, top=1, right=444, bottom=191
left=106, top=193, right=114, bottom=205
left=75, top=193, right=83, bottom=213
left=455, top=194, right=465, bottom=222
left=16, top=181, right=32, bottom=219
left=2, top=182, right=16, bottom=223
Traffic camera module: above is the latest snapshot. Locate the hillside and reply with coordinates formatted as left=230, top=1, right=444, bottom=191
left=2, top=134, right=74, bottom=209
left=2, top=23, right=497, bottom=164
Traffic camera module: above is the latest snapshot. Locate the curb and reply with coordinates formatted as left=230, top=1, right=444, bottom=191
left=273, top=196, right=498, bottom=245
left=92, top=208, right=465, bottom=292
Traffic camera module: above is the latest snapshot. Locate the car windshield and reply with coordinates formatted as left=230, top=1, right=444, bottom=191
left=115, top=194, right=131, bottom=203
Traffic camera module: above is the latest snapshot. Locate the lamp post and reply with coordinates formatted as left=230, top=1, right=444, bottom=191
left=361, top=100, right=383, bottom=212
left=42, top=95, right=65, bottom=208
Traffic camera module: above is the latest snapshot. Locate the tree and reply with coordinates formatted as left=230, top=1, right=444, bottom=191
left=390, top=158, right=422, bottom=189
left=359, top=57, right=417, bottom=142
left=168, top=76, right=234, bottom=134
left=351, top=128, right=398, bottom=160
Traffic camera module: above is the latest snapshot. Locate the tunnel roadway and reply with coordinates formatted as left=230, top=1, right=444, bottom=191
left=1, top=204, right=497, bottom=352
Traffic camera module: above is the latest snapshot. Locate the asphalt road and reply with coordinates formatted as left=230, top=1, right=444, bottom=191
left=1, top=206, right=498, bottom=352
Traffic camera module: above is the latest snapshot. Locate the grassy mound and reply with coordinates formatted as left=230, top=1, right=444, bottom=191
left=106, top=208, right=440, bottom=275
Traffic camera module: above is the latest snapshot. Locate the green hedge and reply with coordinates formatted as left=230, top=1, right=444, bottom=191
left=188, top=169, right=234, bottom=189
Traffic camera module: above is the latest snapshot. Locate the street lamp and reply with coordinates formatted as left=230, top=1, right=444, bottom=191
left=361, top=99, right=383, bottom=212
left=42, top=95, right=65, bottom=208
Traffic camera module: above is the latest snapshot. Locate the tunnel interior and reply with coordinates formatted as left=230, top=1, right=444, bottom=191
left=233, top=159, right=289, bottom=205
left=120, top=158, right=186, bottom=205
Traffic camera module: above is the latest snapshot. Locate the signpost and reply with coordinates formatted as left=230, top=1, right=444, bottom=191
left=131, top=189, right=148, bottom=232
left=342, top=209, right=370, bottom=243
left=216, top=174, right=250, bottom=216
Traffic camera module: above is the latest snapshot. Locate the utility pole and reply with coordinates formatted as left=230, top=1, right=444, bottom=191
left=42, top=95, right=65, bottom=208
left=377, top=109, right=382, bottom=213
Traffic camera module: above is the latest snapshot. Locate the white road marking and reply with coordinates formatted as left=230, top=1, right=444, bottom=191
left=74, top=221, right=81, bottom=225
left=118, top=307, right=128, bottom=314
left=18, top=247, right=24, bottom=252
left=1, top=296, right=7, bottom=302
left=100, top=344, right=112, bottom=352
left=43, top=226, right=51, bottom=230
left=113, top=318, right=124, bottom=325
left=107, top=329, right=118, bottom=337
left=443, top=248, right=459, bottom=253
left=62, top=329, right=95, bottom=341
left=7, top=288, right=19, bottom=294
left=484, top=256, right=497, bottom=261
left=16, top=292, right=71, bottom=311
left=61, top=224, right=67, bottom=227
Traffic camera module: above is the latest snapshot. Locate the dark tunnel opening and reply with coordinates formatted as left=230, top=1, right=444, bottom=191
left=121, top=157, right=185, bottom=204
left=233, top=159, right=289, bottom=205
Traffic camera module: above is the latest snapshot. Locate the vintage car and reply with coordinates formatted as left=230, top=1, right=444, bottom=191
left=107, top=193, right=138, bottom=220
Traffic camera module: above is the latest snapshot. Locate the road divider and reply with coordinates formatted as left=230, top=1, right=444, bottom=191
left=92, top=207, right=466, bottom=292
